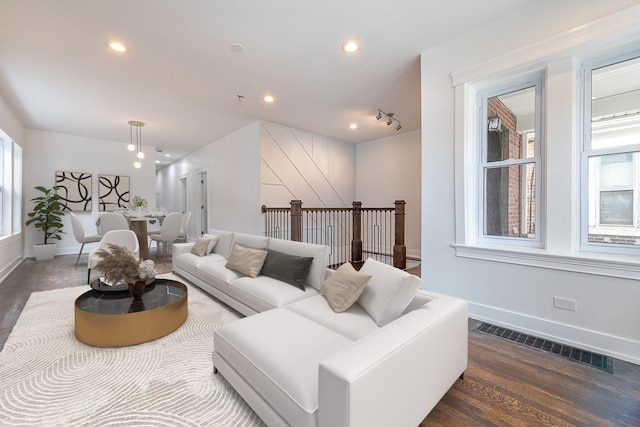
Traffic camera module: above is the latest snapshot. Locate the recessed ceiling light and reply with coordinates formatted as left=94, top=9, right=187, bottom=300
left=230, top=43, right=245, bottom=53
left=155, top=160, right=160, bottom=164
left=264, top=95, right=275, bottom=103
left=350, top=123, right=358, bottom=129
left=107, top=41, right=127, bottom=52
left=341, top=40, right=359, bottom=54
left=165, top=154, right=170, bottom=157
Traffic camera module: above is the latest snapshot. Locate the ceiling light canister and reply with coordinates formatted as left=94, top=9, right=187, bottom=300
left=264, top=95, right=274, bottom=103
left=341, top=40, right=360, bottom=53
left=108, top=41, right=127, bottom=52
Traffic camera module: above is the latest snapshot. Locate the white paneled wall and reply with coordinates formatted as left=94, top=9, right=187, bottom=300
left=260, top=122, right=355, bottom=209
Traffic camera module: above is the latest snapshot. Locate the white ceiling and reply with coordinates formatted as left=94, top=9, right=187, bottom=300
left=0, top=0, right=533, bottom=166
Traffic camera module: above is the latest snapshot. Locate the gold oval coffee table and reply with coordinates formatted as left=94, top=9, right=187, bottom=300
left=75, top=278, right=188, bottom=347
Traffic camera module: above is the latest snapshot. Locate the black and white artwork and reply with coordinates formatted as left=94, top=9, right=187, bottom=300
left=98, top=174, right=130, bottom=211
left=55, top=171, right=92, bottom=211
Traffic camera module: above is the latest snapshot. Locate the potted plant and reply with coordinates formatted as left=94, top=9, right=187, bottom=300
left=26, top=186, right=65, bottom=261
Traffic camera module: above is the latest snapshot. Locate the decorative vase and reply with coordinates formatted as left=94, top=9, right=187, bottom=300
left=127, top=278, right=147, bottom=300
left=134, top=206, right=143, bottom=217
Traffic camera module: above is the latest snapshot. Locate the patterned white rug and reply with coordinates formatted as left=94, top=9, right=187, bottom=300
left=0, top=274, right=265, bottom=427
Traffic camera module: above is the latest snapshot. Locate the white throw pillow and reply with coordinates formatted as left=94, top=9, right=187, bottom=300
left=201, top=234, right=219, bottom=254
left=356, top=258, right=421, bottom=326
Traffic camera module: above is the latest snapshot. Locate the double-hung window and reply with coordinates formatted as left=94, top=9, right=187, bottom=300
left=582, top=54, right=640, bottom=252
left=477, top=75, right=543, bottom=247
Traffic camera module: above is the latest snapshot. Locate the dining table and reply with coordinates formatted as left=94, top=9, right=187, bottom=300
left=128, top=217, right=149, bottom=260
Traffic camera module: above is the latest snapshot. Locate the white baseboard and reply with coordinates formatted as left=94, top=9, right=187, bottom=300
left=0, top=256, right=23, bottom=285
left=469, top=302, right=640, bottom=365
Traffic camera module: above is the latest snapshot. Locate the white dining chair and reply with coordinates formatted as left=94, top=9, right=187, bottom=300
left=87, top=229, right=140, bottom=284
left=149, top=212, right=182, bottom=260
left=69, top=212, right=102, bottom=266
left=96, top=212, right=129, bottom=235
left=177, top=211, right=192, bottom=242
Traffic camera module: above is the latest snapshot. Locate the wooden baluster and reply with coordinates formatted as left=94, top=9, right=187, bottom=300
left=393, top=200, right=406, bottom=270
left=351, top=201, right=363, bottom=268
left=290, top=200, right=302, bottom=242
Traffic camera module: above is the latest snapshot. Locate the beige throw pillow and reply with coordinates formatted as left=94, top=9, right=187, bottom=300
left=190, top=238, right=212, bottom=257
left=225, top=243, right=268, bottom=278
left=321, top=262, right=372, bottom=313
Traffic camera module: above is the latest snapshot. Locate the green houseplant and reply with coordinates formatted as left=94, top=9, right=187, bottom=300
left=26, top=186, right=65, bottom=261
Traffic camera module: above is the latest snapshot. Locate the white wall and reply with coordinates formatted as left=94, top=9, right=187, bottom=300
left=23, top=129, right=156, bottom=257
left=0, top=92, right=24, bottom=283
left=421, top=2, right=640, bottom=364
left=156, top=122, right=261, bottom=236
left=356, top=129, right=421, bottom=260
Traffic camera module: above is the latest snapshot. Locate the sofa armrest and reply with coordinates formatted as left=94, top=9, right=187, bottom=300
left=318, top=295, right=468, bottom=427
left=172, top=242, right=194, bottom=269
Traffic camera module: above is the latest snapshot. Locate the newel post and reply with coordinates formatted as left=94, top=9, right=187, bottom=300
left=351, top=201, right=363, bottom=265
left=290, top=200, right=303, bottom=242
left=393, top=200, right=406, bottom=270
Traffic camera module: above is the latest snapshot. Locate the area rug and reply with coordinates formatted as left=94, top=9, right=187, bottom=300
left=0, top=274, right=265, bottom=427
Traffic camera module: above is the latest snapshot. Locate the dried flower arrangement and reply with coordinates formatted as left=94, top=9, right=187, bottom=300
left=94, top=243, right=141, bottom=285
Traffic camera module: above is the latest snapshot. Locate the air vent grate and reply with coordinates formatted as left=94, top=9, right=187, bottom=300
left=475, top=322, right=614, bottom=374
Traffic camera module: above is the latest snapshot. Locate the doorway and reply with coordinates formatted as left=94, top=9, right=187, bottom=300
left=198, top=171, right=208, bottom=236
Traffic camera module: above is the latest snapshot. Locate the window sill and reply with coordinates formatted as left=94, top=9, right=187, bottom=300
left=452, top=243, right=640, bottom=280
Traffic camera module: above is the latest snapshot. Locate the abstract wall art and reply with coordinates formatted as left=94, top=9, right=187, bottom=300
left=98, top=174, right=130, bottom=211
left=55, top=171, right=92, bottom=211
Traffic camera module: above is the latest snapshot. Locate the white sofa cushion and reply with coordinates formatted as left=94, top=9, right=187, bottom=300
left=284, top=295, right=379, bottom=341
left=228, top=276, right=318, bottom=312
left=198, top=260, right=244, bottom=292
left=357, top=258, right=422, bottom=326
left=232, top=232, right=269, bottom=250
left=267, top=238, right=330, bottom=291
left=174, top=252, right=227, bottom=277
left=214, top=308, right=353, bottom=427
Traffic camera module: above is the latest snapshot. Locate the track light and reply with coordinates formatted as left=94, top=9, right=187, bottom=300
left=376, top=109, right=402, bottom=132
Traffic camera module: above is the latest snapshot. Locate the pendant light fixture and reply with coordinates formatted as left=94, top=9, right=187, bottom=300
left=128, top=120, right=145, bottom=168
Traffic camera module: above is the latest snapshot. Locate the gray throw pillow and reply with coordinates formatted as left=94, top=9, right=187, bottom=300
left=260, top=249, right=313, bottom=290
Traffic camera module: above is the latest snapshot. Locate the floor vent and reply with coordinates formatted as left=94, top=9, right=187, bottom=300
left=475, top=322, right=614, bottom=374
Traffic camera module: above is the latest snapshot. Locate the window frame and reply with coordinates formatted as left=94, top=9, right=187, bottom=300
left=580, top=52, right=640, bottom=255
left=475, top=73, right=545, bottom=248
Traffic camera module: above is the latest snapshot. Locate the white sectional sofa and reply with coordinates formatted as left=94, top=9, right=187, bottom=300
left=172, top=229, right=468, bottom=427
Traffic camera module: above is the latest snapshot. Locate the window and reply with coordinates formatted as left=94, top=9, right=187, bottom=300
left=583, top=55, right=640, bottom=250
left=478, top=78, right=543, bottom=246
left=0, top=135, right=22, bottom=237
left=452, top=10, right=640, bottom=278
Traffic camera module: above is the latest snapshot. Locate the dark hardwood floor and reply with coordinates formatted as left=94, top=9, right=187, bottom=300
left=1, top=254, right=638, bottom=426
